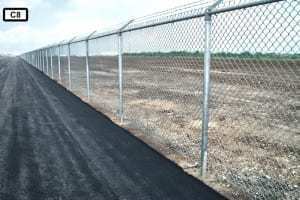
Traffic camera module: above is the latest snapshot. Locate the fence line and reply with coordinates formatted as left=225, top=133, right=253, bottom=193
left=22, top=0, right=299, bottom=199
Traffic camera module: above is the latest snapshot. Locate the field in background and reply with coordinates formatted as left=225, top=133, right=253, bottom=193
left=53, top=55, right=299, bottom=199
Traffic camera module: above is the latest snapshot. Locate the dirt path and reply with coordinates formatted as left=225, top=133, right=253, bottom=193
left=0, top=57, right=225, bottom=200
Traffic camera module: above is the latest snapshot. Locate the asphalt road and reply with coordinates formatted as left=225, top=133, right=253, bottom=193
left=0, top=57, right=225, bottom=200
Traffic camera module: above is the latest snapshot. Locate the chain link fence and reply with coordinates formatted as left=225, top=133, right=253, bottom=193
left=23, top=0, right=299, bottom=199
left=208, top=1, right=299, bottom=199
left=89, top=35, right=119, bottom=117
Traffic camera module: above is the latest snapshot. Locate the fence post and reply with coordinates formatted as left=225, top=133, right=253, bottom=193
left=44, top=49, right=46, bottom=73
left=46, top=49, right=49, bottom=76
left=39, top=51, right=41, bottom=71
left=200, top=11, right=212, bottom=177
left=42, top=50, right=45, bottom=73
left=38, top=51, right=39, bottom=69
left=118, top=32, right=124, bottom=124
left=43, top=49, right=45, bottom=72
left=37, top=51, right=39, bottom=70
left=35, top=52, right=36, bottom=67
left=58, top=45, right=61, bottom=82
left=50, top=47, right=53, bottom=79
left=36, top=52, right=38, bottom=69
left=117, top=20, right=133, bottom=124
left=85, top=39, right=91, bottom=101
left=85, top=31, right=96, bottom=102
left=39, top=50, right=41, bottom=71
left=68, top=43, right=71, bottom=90
left=37, top=51, right=39, bottom=69
left=40, top=50, right=42, bottom=71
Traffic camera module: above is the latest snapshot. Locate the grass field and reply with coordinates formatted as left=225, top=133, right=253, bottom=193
left=50, top=55, right=299, bottom=199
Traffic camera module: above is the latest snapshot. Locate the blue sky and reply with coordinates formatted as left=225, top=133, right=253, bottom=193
left=0, top=0, right=197, bottom=55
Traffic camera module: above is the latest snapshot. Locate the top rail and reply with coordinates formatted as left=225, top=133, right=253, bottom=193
left=25, top=0, right=284, bottom=50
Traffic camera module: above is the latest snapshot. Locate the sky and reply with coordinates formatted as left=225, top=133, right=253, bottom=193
left=1, top=0, right=298, bottom=55
left=0, top=0, right=199, bottom=55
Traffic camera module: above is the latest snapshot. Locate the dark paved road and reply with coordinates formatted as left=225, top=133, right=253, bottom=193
left=0, top=57, right=225, bottom=200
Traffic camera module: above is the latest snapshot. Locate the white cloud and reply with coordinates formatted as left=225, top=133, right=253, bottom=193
left=0, top=25, right=45, bottom=55
left=0, top=0, right=204, bottom=55
left=0, top=0, right=40, bottom=8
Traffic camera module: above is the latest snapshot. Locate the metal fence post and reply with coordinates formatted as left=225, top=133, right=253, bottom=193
left=58, top=45, right=61, bottom=82
left=85, top=39, right=90, bottom=101
left=42, top=50, right=45, bottom=73
left=200, top=11, right=212, bottom=177
left=46, top=49, right=49, bottom=75
left=68, top=43, right=71, bottom=90
left=38, top=51, right=40, bottom=70
left=37, top=51, right=39, bottom=70
left=37, top=51, right=38, bottom=68
left=35, top=52, right=37, bottom=68
left=39, top=50, right=42, bottom=71
left=118, top=32, right=124, bottom=124
left=40, top=50, right=42, bottom=71
left=34, top=52, right=35, bottom=67
left=37, top=51, right=39, bottom=69
left=44, top=49, right=46, bottom=73
left=117, top=20, right=133, bottom=124
left=85, top=31, right=96, bottom=102
left=44, top=50, right=46, bottom=73
left=50, top=47, right=53, bottom=79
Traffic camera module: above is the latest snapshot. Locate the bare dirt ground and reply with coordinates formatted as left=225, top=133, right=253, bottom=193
left=56, top=55, right=299, bottom=200
left=0, top=57, right=225, bottom=200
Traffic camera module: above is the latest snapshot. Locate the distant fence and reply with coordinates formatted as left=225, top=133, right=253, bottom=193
left=22, top=0, right=299, bottom=199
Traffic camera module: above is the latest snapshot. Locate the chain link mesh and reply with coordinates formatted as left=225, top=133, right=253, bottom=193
left=70, top=41, right=87, bottom=98
left=122, top=17, right=204, bottom=167
left=51, top=47, right=59, bottom=81
left=23, top=0, right=299, bottom=199
left=59, top=45, right=69, bottom=88
left=88, top=35, right=119, bottom=118
left=208, top=0, right=299, bottom=199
